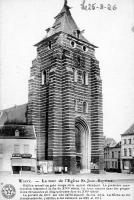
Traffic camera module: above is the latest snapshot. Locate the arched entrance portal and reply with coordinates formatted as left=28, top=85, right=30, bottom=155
left=75, top=117, right=91, bottom=172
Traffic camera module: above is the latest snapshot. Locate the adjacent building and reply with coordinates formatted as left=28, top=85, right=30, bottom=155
left=104, top=142, right=121, bottom=172
left=121, top=124, right=134, bottom=173
left=0, top=124, right=36, bottom=174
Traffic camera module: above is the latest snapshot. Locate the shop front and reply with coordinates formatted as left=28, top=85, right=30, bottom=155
left=122, top=158, right=134, bottom=174
left=11, top=153, right=36, bottom=174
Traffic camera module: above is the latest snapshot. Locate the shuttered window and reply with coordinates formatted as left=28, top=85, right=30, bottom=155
left=14, top=145, right=20, bottom=153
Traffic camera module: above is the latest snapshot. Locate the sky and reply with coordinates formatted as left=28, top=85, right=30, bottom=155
left=0, top=0, right=134, bottom=142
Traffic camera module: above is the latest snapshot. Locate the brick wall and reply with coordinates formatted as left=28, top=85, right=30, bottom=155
left=28, top=32, right=104, bottom=173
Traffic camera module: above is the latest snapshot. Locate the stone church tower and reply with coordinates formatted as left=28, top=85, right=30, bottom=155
left=28, top=0, right=104, bottom=173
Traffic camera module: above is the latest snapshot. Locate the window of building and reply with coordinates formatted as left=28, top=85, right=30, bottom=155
left=48, top=41, right=52, bottom=50
left=76, top=30, right=80, bottom=38
left=41, top=70, right=47, bottom=85
left=112, top=152, right=114, bottom=158
left=77, top=56, right=80, bottom=65
left=128, top=139, right=131, bottom=144
left=85, top=72, right=88, bottom=85
left=124, top=148, right=127, bottom=156
left=118, top=151, right=120, bottom=158
left=70, top=41, right=76, bottom=48
left=123, top=160, right=129, bottom=170
left=115, top=161, right=117, bottom=169
left=124, top=139, right=126, bottom=144
left=82, top=72, right=86, bottom=85
left=83, top=101, right=88, bottom=113
left=0, top=144, right=3, bottom=154
left=14, top=145, right=20, bottom=153
left=15, top=130, right=19, bottom=137
left=82, top=72, right=88, bottom=85
left=24, top=145, right=29, bottom=154
left=74, top=69, right=78, bottom=82
left=82, top=45, right=88, bottom=52
left=112, top=161, right=114, bottom=168
left=104, top=152, right=106, bottom=159
left=105, top=161, right=108, bottom=168
left=73, top=30, right=80, bottom=39
left=74, top=99, right=78, bottom=112
left=129, top=148, right=132, bottom=156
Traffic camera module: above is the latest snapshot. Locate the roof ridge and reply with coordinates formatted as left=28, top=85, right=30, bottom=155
left=0, top=103, right=27, bottom=112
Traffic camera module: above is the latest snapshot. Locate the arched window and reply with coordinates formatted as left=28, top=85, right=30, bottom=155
left=82, top=72, right=88, bottom=85
left=74, top=99, right=78, bottom=111
left=83, top=101, right=88, bottom=113
left=85, top=72, right=88, bottom=85
left=41, top=70, right=47, bottom=85
left=77, top=55, right=80, bottom=65
left=48, top=41, right=52, bottom=50
left=83, top=72, right=86, bottom=85
left=74, top=69, right=78, bottom=82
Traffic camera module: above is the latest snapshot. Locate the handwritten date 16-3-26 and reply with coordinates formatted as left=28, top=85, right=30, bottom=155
left=81, top=0, right=117, bottom=11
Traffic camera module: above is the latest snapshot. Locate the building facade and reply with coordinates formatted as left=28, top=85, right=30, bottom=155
left=28, top=0, right=104, bottom=173
left=104, top=142, right=121, bottom=172
left=0, top=125, right=36, bottom=174
left=121, top=124, right=134, bottom=173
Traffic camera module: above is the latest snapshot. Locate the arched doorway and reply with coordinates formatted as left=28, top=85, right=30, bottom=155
left=75, top=117, right=91, bottom=172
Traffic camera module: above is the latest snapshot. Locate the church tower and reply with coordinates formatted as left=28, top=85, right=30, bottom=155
left=28, top=0, right=104, bottom=173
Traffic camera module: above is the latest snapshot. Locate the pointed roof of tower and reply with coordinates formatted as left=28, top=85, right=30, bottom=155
left=47, top=0, right=88, bottom=42
left=35, top=0, right=93, bottom=46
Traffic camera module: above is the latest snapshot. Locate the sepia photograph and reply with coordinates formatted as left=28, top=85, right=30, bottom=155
left=0, top=0, right=134, bottom=199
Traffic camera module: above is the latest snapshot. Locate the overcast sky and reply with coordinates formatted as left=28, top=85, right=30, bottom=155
left=0, top=0, right=134, bottom=142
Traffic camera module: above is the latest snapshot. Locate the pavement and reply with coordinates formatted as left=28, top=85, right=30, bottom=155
left=0, top=171, right=134, bottom=181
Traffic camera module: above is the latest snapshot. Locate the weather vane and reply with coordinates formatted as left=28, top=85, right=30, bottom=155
left=64, top=0, right=68, bottom=6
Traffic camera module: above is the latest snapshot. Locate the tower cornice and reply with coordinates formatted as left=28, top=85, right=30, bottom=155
left=34, top=31, right=98, bottom=49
